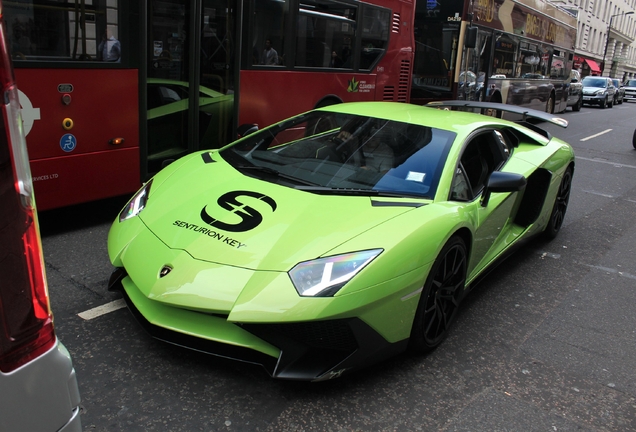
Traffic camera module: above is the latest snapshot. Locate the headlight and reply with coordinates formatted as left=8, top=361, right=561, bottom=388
left=595, top=89, right=606, bottom=95
left=119, top=180, right=152, bottom=222
left=289, top=249, right=382, bottom=297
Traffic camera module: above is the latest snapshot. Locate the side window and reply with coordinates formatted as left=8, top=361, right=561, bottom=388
left=359, top=6, right=390, bottom=70
left=251, top=0, right=288, bottom=66
left=296, top=0, right=357, bottom=69
left=5, top=1, right=120, bottom=62
left=451, top=130, right=510, bottom=201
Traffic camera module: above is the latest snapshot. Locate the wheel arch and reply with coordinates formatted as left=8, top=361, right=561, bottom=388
left=314, top=95, right=343, bottom=109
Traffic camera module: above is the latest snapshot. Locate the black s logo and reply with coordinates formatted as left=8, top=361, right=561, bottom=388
left=200, top=190, right=277, bottom=232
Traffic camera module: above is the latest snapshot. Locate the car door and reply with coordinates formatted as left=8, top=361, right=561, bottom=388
left=450, top=129, right=520, bottom=277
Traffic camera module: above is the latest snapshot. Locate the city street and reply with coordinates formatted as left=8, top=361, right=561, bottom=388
left=39, top=102, right=636, bottom=431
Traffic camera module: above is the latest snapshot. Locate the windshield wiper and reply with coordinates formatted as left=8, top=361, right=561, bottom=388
left=237, top=165, right=318, bottom=186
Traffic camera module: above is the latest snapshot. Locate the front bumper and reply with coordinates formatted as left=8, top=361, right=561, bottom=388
left=108, top=268, right=409, bottom=381
left=582, top=93, right=608, bottom=105
left=624, top=91, right=636, bottom=101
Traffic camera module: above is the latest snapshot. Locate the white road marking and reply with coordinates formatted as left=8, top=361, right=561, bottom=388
left=581, top=264, right=636, bottom=281
left=582, top=190, right=615, bottom=198
left=78, top=299, right=127, bottom=320
left=576, top=156, right=636, bottom=170
left=580, top=129, right=612, bottom=141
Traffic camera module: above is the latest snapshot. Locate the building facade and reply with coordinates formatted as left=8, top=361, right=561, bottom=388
left=552, top=0, right=636, bottom=79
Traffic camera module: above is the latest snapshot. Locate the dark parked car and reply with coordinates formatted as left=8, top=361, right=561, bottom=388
left=0, top=3, right=81, bottom=430
left=582, top=76, right=616, bottom=108
left=611, top=79, right=624, bottom=104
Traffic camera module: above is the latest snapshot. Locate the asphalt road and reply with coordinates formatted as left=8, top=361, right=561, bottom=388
left=38, top=101, right=636, bottom=431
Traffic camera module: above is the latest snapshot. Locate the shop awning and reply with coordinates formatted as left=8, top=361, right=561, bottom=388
left=585, top=58, right=601, bottom=74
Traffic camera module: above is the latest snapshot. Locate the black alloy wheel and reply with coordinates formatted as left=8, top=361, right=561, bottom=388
left=410, top=236, right=467, bottom=352
left=544, top=166, right=573, bottom=239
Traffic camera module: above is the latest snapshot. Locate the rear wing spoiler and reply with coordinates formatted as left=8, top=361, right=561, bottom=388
left=426, top=101, right=568, bottom=129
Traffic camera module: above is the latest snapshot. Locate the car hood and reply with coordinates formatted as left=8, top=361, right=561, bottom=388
left=138, top=152, right=419, bottom=272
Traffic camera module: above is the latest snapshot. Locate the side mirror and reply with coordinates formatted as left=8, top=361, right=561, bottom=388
left=481, top=171, right=526, bottom=207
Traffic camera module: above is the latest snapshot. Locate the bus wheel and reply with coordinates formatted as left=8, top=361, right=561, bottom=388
left=546, top=94, right=555, bottom=113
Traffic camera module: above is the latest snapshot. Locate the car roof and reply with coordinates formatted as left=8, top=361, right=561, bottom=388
left=318, top=101, right=509, bottom=133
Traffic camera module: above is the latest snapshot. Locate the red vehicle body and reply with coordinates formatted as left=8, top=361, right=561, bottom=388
left=16, top=69, right=139, bottom=210
left=8, top=0, right=414, bottom=210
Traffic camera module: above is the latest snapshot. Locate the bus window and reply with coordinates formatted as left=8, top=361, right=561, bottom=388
left=5, top=1, right=119, bottom=62
left=252, top=0, right=288, bottom=66
left=359, top=6, right=390, bottom=70
left=550, top=55, right=566, bottom=79
left=296, top=0, right=356, bottom=69
left=492, top=35, right=516, bottom=77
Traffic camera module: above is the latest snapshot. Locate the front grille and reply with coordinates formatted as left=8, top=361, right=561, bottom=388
left=248, top=320, right=358, bottom=352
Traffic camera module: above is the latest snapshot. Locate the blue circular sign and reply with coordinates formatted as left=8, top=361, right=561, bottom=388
left=60, top=133, right=77, bottom=152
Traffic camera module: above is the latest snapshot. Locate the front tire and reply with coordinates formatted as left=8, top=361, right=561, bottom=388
left=632, top=128, right=636, bottom=149
left=544, top=166, right=573, bottom=239
left=572, top=95, right=582, bottom=112
left=546, top=94, right=555, bottom=113
left=600, top=97, right=607, bottom=109
left=410, top=236, right=467, bottom=352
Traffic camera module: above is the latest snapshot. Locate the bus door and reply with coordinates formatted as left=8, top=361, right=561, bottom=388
left=146, top=0, right=237, bottom=178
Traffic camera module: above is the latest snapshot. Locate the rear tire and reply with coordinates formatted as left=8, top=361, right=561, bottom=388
left=544, top=166, right=573, bottom=240
left=409, top=236, right=467, bottom=352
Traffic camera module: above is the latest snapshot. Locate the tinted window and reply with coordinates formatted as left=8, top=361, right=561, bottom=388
left=5, top=1, right=120, bottom=62
left=296, top=0, right=357, bottom=68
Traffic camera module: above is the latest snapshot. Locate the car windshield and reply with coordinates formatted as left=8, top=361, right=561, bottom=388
left=582, top=77, right=607, bottom=88
left=612, top=79, right=620, bottom=87
left=626, top=80, right=636, bottom=86
left=220, top=111, right=456, bottom=199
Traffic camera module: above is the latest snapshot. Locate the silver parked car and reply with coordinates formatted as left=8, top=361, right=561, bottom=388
left=581, top=76, right=616, bottom=109
left=0, top=2, right=82, bottom=430
left=623, top=79, right=636, bottom=102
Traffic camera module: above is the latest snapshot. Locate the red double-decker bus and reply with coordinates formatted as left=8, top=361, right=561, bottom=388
left=410, top=0, right=577, bottom=114
left=6, top=0, right=414, bottom=210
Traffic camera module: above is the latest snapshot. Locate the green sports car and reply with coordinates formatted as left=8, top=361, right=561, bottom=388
left=108, top=101, right=574, bottom=381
